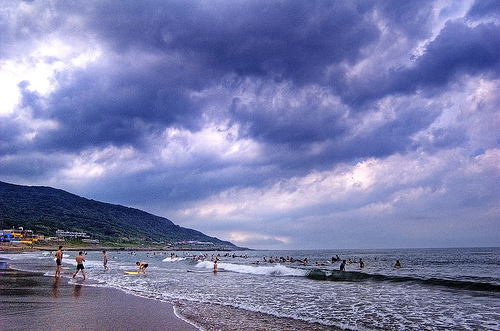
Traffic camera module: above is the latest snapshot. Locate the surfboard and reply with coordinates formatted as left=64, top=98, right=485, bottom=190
left=125, top=271, right=140, bottom=275
left=187, top=270, right=214, bottom=273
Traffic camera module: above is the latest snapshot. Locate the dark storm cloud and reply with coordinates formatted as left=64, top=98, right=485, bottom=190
left=8, top=0, right=376, bottom=153
left=342, top=20, right=500, bottom=105
left=467, top=0, right=500, bottom=20
left=229, top=87, right=349, bottom=145
left=407, top=21, right=499, bottom=87
left=427, top=127, right=468, bottom=150
left=1, top=0, right=498, bottom=249
left=85, top=1, right=379, bottom=83
left=17, top=54, right=204, bottom=152
left=376, top=0, right=435, bottom=38
left=0, top=117, right=23, bottom=155
left=348, top=106, right=440, bottom=157
left=8, top=0, right=496, bottom=183
left=14, top=0, right=496, bottom=158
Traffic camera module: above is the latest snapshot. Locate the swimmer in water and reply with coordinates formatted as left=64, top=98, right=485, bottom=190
left=340, top=260, right=346, bottom=271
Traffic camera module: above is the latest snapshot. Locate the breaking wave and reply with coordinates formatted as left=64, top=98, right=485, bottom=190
left=307, top=269, right=500, bottom=292
left=195, top=261, right=308, bottom=277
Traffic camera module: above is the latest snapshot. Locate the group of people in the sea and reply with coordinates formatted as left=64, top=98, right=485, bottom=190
left=248, top=254, right=402, bottom=271
left=332, top=256, right=365, bottom=270
left=54, top=247, right=403, bottom=279
left=253, top=256, right=310, bottom=264
left=144, top=251, right=404, bottom=272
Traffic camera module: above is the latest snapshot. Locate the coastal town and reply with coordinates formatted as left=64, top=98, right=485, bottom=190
left=0, top=226, right=220, bottom=251
left=1, top=227, right=94, bottom=245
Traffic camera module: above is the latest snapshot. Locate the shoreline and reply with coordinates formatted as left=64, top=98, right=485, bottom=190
left=1, top=250, right=342, bottom=331
left=174, top=299, right=343, bottom=331
left=0, top=243, right=249, bottom=253
left=0, top=266, right=340, bottom=331
left=0, top=268, right=199, bottom=331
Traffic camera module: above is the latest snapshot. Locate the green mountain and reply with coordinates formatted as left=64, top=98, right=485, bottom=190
left=0, top=181, right=240, bottom=249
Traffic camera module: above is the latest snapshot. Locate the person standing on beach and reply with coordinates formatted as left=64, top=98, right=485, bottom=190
left=103, top=250, right=109, bottom=270
left=55, top=246, right=63, bottom=278
left=73, top=251, right=86, bottom=280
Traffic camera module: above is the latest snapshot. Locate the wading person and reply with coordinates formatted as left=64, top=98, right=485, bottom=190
left=103, top=250, right=108, bottom=270
left=55, top=246, right=63, bottom=278
left=73, top=251, right=86, bottom=280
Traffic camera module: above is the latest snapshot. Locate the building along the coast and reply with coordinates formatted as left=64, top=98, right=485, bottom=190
left=55, top=230, right=91, bottom=239
left=1, top=227, right=39, bottom=244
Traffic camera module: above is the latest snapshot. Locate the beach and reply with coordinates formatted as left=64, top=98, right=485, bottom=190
left=0, top=268, right=338, bottom=331
left=1, top=248, right=499, bottom=330
left=0, top=268, right=199, bottom=331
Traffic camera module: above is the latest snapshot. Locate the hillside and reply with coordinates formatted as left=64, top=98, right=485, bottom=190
left=0, top=181, right=239, bottom=249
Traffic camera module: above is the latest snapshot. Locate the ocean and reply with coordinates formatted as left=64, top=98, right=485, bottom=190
left=1, top=247, right=499, bottom=330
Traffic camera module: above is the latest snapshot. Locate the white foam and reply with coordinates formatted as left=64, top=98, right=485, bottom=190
left=162, top=257, right=187, bottom=262
left=195, top=261, right=308, bottom=277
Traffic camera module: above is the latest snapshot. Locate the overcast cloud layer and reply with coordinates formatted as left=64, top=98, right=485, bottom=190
left=1, top=0, right=499, bottom=249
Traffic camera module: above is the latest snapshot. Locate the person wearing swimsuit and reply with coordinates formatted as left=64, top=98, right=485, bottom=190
left=73, top=251, right=86, bottom=280
left=55, top=246, right=63, bottom=278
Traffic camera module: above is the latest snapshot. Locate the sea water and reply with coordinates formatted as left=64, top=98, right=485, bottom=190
left=1, top=247, right=499, bottom=330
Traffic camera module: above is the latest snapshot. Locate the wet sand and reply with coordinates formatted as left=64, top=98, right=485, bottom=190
left=175, top=300, right=343, bottom=331
left=0, top=269, right=199, bottom=331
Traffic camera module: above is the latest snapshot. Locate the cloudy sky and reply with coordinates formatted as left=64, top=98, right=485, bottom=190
left=1, top=0, right=499, bottom=249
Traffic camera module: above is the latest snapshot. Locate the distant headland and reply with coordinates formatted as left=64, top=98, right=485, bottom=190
left=0, top=181, right=246, bottom=251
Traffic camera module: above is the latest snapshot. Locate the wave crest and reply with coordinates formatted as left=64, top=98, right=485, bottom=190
left=307, top=269, right=500, bottom=292
left=195, top=261, right=308, bottom=277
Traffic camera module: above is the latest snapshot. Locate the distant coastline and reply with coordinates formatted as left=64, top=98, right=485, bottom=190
left=0, top=242, right=249, bottom=253
left=0, top=181, right=242, bottom=250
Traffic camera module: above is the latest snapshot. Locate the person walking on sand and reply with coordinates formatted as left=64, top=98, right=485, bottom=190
left=73, top=251, right=86, bottom=280
left=103, top=250, right=109, bottom=270
left=55, top=246, right=63, bottom=278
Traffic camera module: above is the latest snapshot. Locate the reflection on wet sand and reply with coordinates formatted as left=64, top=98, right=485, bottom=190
left=52, top=277, right=59, bottom=298
left=73, top=284, right=82, bottom=297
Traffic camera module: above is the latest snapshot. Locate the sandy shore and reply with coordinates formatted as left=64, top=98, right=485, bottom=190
left=0, top=269, right=199, bottom=331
